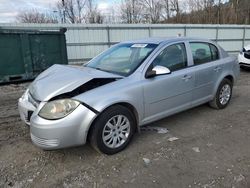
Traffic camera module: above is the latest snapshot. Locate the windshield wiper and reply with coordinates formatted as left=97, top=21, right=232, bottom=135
left=87, top=66, right=123, bottom=76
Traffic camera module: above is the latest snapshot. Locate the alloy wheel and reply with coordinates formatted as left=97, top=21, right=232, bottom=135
left=219, top=84, right=231, bottom=105
left=102, top=115, right=131, bottom=149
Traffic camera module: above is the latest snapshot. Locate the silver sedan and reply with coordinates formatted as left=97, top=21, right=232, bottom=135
left=18, top=37, right=240, bottom=154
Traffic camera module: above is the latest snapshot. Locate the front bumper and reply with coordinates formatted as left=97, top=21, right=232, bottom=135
left=18, top=94, right=97, bottom=150
left=239, top=62, right=250, bottom=68
left=30, top=105, right=97, bottom=149
left=238, top=53, right=250, bottom=67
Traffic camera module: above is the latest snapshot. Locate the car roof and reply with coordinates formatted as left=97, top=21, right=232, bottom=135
left=121, top=37, right=211, bottom=45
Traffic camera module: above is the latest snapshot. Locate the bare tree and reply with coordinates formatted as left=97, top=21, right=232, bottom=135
left=120, top=0, right=142, bottom=23
left=214, top=0, right=222, bottom=24
left=86, top=0, right=104, bottom=23
left=57, top=0, right=103, bottom=23
left=230, top=0, right=239, bottom=23
left=203, top=0, right=215, bottom=23
left=183, top=0, right=215, bottom=24
left=57, top=0, right=87, bottom=23
left=170, top=0, right=181, bottom=22
left=165, top=0, right=250, bottom=24
left=139, top=0, right=163, bottom=23
left=243, top=0, right=250, bottom=24
left=225, top=0, right=250, bottom=24
left=163, top=0, right=171, bottom=20
left=20, top=0, right=248, bottom=25
left=87, top=8, right=104, bottom=23
left=16, top=9, right=58, bottom=23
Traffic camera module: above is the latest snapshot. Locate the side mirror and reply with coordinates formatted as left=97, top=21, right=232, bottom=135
left=145, top=65, right=171, bottom=78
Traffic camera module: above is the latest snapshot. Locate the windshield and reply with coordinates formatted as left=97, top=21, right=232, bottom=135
left=86, top=43, right=158, bottom=76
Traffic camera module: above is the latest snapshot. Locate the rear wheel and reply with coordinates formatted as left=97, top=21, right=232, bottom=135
left=209, top=78, right=232, bottom=109
left=89, top=105, right=136, bottom=155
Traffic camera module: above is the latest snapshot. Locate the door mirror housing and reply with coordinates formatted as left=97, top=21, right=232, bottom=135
left=145, top=65, right=171, bottom=78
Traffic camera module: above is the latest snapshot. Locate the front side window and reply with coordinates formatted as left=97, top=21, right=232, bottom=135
left=86, top=43, right=158, bottom=76
left=152, top=43, right=187, bottom=71
left=190, top=42, right=219, bottom=65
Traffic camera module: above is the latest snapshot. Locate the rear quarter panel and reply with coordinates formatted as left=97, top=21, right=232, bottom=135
left=212, top=55, right=239, bottom=96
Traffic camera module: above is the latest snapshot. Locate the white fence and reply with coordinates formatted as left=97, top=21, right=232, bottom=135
left=1, top=23, right=250, bottom=64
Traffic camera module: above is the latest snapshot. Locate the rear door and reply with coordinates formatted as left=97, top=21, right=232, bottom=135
left=189, top=42, right=222, bottom=106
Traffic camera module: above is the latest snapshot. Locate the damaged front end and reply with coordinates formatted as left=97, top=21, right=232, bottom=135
left=18, top=64, right=123, bottom=149
left=19, top=64, right=122, bottom=124
left=28, top=64, right=122, bottom=102
left=50, top=78, right=118, bottom=100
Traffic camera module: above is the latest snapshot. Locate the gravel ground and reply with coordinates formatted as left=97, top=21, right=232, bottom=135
left=0, top=70, right=250, bottom=188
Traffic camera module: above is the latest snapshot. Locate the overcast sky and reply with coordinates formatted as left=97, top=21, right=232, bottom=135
left=0, top=0, right=113, bottom=23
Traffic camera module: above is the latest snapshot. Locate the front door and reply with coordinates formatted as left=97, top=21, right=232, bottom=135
left=142, top=42, right=195, bottom=124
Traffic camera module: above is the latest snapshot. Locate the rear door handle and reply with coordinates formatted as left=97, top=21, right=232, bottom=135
left=182, top=75, right=192, bottom=81
left=214, top=67, right=222, bottom=72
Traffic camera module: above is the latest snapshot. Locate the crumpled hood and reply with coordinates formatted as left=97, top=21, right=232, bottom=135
left=29, top=64, right=122, bottom=101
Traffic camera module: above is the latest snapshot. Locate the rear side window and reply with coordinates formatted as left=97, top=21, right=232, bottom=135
left=190, top=42, right=219, bottom=65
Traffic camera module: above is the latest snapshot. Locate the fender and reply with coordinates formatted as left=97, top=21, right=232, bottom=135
left=212, top=72, right=235, bottom=97
left=81, top=98, right=142, bottom=143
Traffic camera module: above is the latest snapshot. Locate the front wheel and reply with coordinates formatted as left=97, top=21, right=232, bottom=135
left=89, top=105, right=136, bottom=155
left=209, top=78, right=233, bottom=109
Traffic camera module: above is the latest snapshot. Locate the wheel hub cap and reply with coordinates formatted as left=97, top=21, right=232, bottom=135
left=102, top=115, right=130, bottom=149
left=219, top=84, right=231, bottom=105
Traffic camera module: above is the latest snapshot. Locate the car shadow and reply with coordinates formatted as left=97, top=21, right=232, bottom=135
left=48, top=103, right=211, bottom=157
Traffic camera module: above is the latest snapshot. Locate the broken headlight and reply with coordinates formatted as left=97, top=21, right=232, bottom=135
left=39, top=99, right=80, bottom=120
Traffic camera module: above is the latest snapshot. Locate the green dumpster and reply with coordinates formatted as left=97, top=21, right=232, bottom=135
left=0, top=28, right=68, bottom=84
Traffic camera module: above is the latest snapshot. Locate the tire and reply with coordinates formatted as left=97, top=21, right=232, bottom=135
left=209, top=78, right=233, bottom=109
left=89, top=105, right=136, bottom=155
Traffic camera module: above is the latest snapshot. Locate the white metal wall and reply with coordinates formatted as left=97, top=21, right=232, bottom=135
left=1, top=23, right=250, bottom=64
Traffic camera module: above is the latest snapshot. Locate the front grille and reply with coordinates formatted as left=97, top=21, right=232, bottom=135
left=31, top=134, right=59, bottom=147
